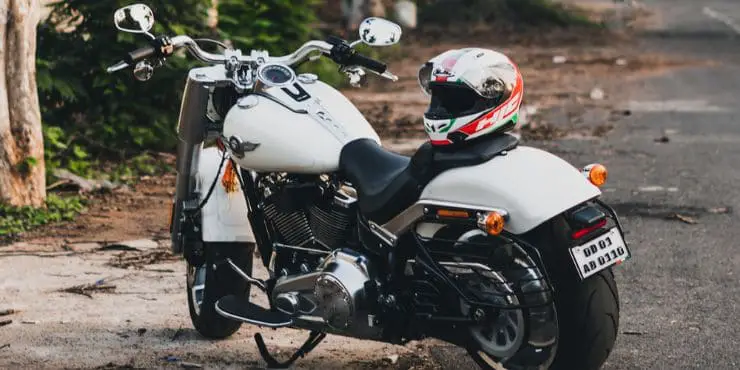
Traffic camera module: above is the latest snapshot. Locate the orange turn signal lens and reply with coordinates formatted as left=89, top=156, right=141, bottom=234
left=479, top=211, right=505, bottom=236
left=583, top=163, right=608, bottom=187
left=437, top=209, right=470, bottom=218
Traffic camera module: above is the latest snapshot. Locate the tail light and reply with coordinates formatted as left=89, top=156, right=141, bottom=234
left=568, top=205, right=607, bottom=240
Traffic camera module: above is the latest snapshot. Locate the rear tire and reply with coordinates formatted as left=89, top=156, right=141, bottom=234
left=186, top=242, right=254, bottom=339
left=533, top=216, right=620, bottom=370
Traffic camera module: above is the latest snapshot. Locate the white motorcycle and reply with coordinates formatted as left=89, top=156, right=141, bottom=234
left=107, top=4, right=631, bottom=369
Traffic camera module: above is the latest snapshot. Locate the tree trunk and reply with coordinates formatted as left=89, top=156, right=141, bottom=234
left=0, top=0, right=45, bottom=207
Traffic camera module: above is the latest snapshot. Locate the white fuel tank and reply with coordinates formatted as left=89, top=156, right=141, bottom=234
left=222, top=79, right=380, bottom=173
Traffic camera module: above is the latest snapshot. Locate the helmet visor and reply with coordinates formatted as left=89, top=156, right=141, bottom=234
left=459, top=63, right=518, bottom=99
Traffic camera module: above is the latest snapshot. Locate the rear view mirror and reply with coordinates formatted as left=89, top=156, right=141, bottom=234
left=358, top=17, right=402, bottom=46
left=114, top=4, right=155, bottom=34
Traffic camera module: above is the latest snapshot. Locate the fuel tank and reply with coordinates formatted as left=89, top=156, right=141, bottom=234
left=222, top=79, right=380, bottom=173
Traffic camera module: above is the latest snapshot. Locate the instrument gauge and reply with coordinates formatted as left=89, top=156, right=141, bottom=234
left=256, top=63, right=296, bottom=87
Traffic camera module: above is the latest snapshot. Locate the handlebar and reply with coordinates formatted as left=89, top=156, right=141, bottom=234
left=106, top=34, right=397, bottom=81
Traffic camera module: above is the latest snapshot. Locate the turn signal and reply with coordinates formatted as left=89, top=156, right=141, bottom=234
left=478, top=212, right=505, bottom=236
left=437, top=209, right=470, bottom=218
left=583, top=163, right=608, bottom=187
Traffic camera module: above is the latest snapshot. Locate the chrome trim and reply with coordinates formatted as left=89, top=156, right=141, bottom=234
left=226, top=258, right=267, bottom=292
left=368, top=221, right=397, bottom=246
left=253, top=92, right=308, bottom=114
left=407, top=259, right=495, bottom=273
left=214, top=302, right=293, bottom=328
left=382, top=200, right=510, bottom=237
left=273, top=242, right=331, bottom=255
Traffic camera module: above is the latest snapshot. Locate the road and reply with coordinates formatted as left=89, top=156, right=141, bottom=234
left=2, top=1, right=739, bottom=369
left=429, top=1, right=740, bottom=369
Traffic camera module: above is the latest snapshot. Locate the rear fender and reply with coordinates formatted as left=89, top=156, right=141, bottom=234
left=379, top=146, right=601, bottom=238
left=197, top=147, right=255, bottom=243
left=418, top=146, right=601, bottom=234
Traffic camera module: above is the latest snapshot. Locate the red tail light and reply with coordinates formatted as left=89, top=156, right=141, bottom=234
left=571, top=219, right=607, bottom=239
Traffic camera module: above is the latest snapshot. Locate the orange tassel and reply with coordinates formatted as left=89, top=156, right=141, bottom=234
left=221, top=160, right=239, bottom=194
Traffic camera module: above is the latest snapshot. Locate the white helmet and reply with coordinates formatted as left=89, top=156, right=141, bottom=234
left=418, top=48, right=524, bottom=146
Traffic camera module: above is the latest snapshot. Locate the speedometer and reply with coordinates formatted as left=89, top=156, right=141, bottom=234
left=257, top=63, right=296, bottom=87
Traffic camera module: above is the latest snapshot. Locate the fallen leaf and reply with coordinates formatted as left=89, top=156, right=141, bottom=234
left=181, top=362, right=203, bottom=369
left=672, top=214, right=698, bottom=224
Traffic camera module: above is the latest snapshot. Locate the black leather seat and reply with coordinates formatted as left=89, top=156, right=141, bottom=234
left=339, top=139, right=419, bottom=223
left=339, top=134, right=520, bottom=224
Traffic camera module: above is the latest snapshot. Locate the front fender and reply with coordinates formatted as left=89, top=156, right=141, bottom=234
left=198, top=147, right=255, bottom=243
left=419, top=146, right=601, bottom=234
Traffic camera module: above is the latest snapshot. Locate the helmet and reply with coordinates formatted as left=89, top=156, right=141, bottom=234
left=418, top=48, right=524, bottom=146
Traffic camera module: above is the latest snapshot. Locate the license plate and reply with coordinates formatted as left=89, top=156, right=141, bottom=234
left=569, top=227, right=630, bottom=280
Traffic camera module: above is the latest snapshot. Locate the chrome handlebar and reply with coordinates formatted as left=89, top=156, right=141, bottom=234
left=106, top=35, right=398, bottom=81
left=171, top=36, right=333, bottom=66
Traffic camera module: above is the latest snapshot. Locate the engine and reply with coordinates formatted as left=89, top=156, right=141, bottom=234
left=260, top=174, right=382, bottom=338
left=271, top=248, right=383, bottom=339
left=259, top=174, right=357, bottom=276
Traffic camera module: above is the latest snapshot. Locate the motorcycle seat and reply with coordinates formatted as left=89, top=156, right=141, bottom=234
left=339, top=134, right=519, bottom=224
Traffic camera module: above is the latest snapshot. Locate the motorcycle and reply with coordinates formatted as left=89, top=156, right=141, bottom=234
left=107, top=4, right=630, bottom=369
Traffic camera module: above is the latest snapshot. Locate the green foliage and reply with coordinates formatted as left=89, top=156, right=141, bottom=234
left=37, top=0, right=341, bottom=180
left=37, top=0, right=213, bottom=171
left=217, top=0, right=345, bottom=87
left=0, top=195, right=85, bottom=238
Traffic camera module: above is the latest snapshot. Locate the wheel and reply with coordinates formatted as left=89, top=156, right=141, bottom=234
left=186, top=242, right=254, bottom=339
left=530, top=216, right=621, bottom=370
left=464, top=212, right=620, bottom=370
left=462, top=234, right=559, bottom=370
left=426, top=227, right=558, bottom=370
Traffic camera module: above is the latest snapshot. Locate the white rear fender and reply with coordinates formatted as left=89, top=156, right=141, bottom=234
left=420, top=146, right=601, bottom=234
left=380, top=146, right=602, bottom=237
left=197, top=147, right=255, bottom=243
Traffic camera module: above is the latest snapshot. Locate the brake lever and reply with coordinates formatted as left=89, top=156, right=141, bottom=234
left=362, top=66, right=399, bottom=82
left=381, top=70, right=399, bottom=82
left=106, top=61, right=129, bottom=73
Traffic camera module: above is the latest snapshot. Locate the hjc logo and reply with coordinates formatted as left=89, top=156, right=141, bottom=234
left=475, top=91, right=522, bottom=132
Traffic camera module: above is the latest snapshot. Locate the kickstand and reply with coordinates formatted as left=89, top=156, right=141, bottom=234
left=254, top=330, right=327, bottom=369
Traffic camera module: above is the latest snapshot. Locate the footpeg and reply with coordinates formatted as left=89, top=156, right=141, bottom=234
left=214, top=295, right=292, bottom=328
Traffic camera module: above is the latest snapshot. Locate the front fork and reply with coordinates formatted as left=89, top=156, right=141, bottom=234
left=171, top=76, right=212, bottom=254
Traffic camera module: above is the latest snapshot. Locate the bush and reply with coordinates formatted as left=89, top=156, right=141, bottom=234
left=37, top=0, right=213, bottom=176
left=38, top=0, right=336, bottom=177
left=0, top=194, right=85, bottom=240
left=217, top=0, right=345, bottom=86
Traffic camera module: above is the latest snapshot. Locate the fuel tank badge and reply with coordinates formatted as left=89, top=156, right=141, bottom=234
left=226, top=135, right=260, bottom=158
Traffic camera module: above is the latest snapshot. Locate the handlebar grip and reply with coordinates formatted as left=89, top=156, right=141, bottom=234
left=348, top=52, right=387, bottom=74
left=125, top=46, right=157, bottom=64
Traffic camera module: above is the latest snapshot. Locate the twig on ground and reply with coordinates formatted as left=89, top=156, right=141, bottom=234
left=108, top=250, right=179, bottom=269
left=0, top=309, right=17, bottom=317
left=0, top=343, right=9, bottom=350
left=57, top=282, right=117, bottom=298
left=0, top=320, right=12, bottom=327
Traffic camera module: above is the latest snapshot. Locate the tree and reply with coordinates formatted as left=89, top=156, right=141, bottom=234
left=0, top=0, right=46, bottom=207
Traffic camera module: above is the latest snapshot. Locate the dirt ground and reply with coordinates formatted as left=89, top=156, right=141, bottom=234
left=0, top=4, right=710, bottom=369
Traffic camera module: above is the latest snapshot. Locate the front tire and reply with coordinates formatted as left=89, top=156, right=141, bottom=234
left=186, top=242, right=254, bottom=339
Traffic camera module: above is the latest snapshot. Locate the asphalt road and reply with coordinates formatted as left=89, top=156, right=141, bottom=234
left=431, top=1, right=740, bottom=369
